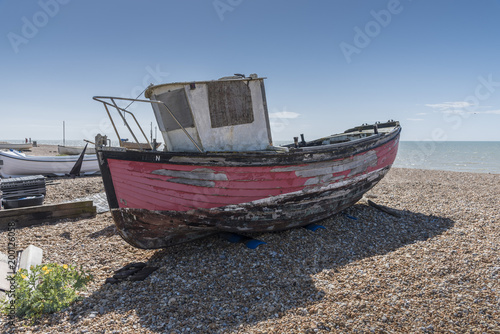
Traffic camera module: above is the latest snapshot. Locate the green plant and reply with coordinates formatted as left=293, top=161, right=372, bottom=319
left=2, top=263, right=93, bottom=321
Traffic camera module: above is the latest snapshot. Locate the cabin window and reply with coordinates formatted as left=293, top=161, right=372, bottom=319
left=207, top=81, right=254, bottom=128
left=154, top=88, right=195, bottom=131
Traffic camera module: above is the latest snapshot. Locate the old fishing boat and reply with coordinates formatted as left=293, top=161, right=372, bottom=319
left=93, top=74, right=401, bottom=249
left=0, top=142, right=33, bottom=151
left=57, top=145, right=96, bottom=155
left=0, top=150, right=99, bottom=178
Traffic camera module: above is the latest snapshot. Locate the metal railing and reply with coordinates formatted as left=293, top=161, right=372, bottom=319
left=92, top=96, right=203, bottom=153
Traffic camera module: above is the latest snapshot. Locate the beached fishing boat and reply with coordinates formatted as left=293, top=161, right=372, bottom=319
left=93, top=74, right=401, bottom=249
left=0, top=142, right=33, bottom=150
left=57, top=145, right=96, bottom=155
left=0, top=150, right=100, bottom=178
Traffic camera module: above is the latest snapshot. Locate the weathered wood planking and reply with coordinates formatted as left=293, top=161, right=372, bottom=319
left=96, top=122, right=401, bottom=249
left=0, top=201, right=96, bottom=229
left=112, top=166, right=391, bottom=249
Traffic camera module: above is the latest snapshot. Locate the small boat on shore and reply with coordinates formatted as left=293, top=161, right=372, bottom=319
left=0, top=150, right=100, bottom=178
left=0, top=142, right=33, bottom=151
left=93, top=74, right=401, bottom=249
left=57, top=145, right=96, bottom=155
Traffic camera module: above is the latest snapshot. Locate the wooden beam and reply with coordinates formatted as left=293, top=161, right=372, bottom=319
left=0, top=201, right=96, bottom=229
left=367, top=200, right=401, bottom=218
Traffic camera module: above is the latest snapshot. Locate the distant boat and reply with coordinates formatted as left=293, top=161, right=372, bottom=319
left=57, top=145, right=96, bottom=155
left=0, top=150, right=100, bottom=178
left=58, top=121, right=98, bottom=155
left=0, top=142, right=32, bottom=150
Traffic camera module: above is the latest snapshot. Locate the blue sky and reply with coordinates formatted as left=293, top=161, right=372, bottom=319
left=1, top=0, right=499, bottom=142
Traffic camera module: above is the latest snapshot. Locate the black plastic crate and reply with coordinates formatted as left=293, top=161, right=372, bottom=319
left=0, top=175, right=46, bottom=200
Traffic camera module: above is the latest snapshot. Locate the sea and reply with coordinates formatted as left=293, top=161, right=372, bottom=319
left=393, top=141, right=500, bottom=174
left=2, top=139, right=500, bottom=174
left=273, top=140, right=500, bottom=175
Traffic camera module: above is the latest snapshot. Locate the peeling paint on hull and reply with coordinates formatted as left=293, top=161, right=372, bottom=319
left=97, top=124, right=401, bottom=249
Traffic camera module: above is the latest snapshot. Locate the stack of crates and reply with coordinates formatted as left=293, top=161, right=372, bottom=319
left=0, top=175, right=46, bottom=209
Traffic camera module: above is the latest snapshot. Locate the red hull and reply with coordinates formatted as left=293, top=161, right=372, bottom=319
left=108, top=138, right=398, bottom=212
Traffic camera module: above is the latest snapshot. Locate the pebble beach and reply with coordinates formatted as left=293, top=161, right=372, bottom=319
left=1, top=145, right=499, bottom=333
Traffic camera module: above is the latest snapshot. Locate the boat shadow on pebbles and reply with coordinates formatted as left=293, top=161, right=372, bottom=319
left=54, top=204, right=454, bottom=332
